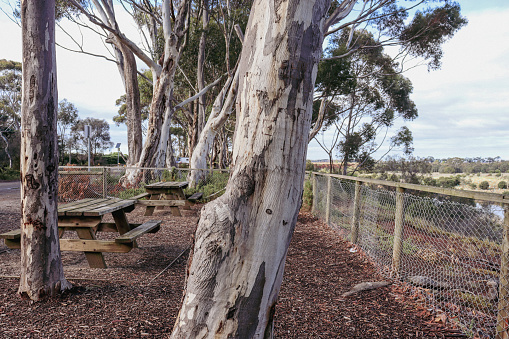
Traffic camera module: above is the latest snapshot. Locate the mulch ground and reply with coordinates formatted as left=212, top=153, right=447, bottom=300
left=0, top=195, right=467, bottom=338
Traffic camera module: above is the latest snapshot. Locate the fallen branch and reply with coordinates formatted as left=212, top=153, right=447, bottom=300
left=342, top=281, right=391, bottom=297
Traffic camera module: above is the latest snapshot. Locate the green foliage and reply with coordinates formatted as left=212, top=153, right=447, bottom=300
left=407, top=200, right=438, bottom=218
left=0, top=167, right=19, bottom=180
left=305, top=160, right=315, bottom=171
left=0, top=59, right=22, bottom=168
left=388, top=174, right=400, bottom=182
left=114, top=70, right=152, bottom=125
left=184, top=171, right=229, bottom=201
left=400, top=3, right=468, bottom=70
left=421, top=176, right=437, bottom=187
left=436, top=176, right=460, bottom=188
left=303, top=180, right=313, bottom=210
left=71, top=117, right=113, bottom=161
left=479, top=181, right=490, bottom=190
left=498, top=181, right=507, bottom=189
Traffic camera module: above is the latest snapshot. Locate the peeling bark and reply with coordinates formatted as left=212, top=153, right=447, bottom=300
left=171, top=0, right=330, bottom=337
left=188, top=69, right=239, bottom=186
left=108, top=35, right=143, bottom=165
left=138, top=0, right=189, bottom=170
left=18, top=0, right=71, bottom=301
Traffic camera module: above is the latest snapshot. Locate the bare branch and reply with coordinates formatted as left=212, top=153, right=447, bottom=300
left=174, top=75, right=226, bottom=110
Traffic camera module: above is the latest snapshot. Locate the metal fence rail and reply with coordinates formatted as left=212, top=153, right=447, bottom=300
left=58, top=166, right=230, bottom=202
left=312, top=173, right=507, bottom=338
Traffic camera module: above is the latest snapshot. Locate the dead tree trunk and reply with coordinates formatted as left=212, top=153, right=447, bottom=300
left=19, top=0, right=71, bottom=301
left=171, top=0, right=330, bottom=337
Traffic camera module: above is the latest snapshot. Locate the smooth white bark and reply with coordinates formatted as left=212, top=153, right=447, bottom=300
left=172, top=0, right=330, bottom=337
left=19, top=0, right=71, bottom=300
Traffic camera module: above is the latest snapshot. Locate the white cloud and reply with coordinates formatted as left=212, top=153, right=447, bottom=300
left=309, top=7, right=509, bottom=160
left=2, top=4, right=509, bottom=159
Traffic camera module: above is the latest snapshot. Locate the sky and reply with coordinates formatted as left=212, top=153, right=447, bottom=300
left=0, top=1, right=508, bottom=160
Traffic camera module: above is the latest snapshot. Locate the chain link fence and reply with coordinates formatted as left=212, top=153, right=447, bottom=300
left=313, top=173, right=506, bottom=338
left=58, top=166, right=230, bottom=202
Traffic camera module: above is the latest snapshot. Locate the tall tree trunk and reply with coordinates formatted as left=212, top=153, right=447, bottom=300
left=188, top=71, right=238, bottom=186
left=197, top=0, right=209, bottom=137
left=171, top=0, right=330, bottom=337
left=139, top=0, right=189, bottom=170
left=109, top=37, right=143, bottom=166
left=19, top=0, right=71, bottom=301
left=0, top=132, right=12, bottom=168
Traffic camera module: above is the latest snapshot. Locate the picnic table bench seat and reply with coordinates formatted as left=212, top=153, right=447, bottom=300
left=115, top=220, right=161, bottom=243
left=0, top=229, right=21, bottom=240
left=0, top=220, right=162, bottom=251
left=0, top=229, right=21, bottom=249
left=187, top=192, right=203, bottom=202
left=131, top=192, right=151, bottom=201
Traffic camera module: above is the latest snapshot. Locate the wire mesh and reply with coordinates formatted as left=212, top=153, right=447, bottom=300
left=58, top=166, right=230, bottom=202
left=312, top=174, right=505, bottom=338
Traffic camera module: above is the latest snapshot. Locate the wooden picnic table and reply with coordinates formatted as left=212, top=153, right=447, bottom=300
left=136, top=181, right=190, bottom=217
left=1, top=198, right=161, bottom=269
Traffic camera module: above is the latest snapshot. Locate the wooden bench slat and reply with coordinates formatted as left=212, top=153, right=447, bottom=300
left=131, top=192, right=150, bottom=200
left=4, top=239, right=20, bottom=249
left=58, top=199, right=97, bottom=215
left=188, top=192, right=203, bottom=202
left=96, top=222, right=142, bottom=233
left=83, top=199, right=136, bottom=216
left=115, top=220, right=161, bottom=243
left=0, top=229, right=21, bottom=240
left=59, top=239, right=133, bottom=253
left=136, top=200, right=186, bottom=206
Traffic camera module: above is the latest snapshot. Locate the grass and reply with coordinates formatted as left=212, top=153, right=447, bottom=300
left=0, top=168, right=19, bottom=181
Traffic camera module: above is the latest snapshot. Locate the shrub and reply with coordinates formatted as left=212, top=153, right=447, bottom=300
left=498, top=181, right=507, bottom=189
left=421, top=176, right=437, bottom=187
left=305, top=160, right=315, bottom=171
left=407, top=200, right=438, bottom=218
left=303, top=180, right=313, bottom=209
left=389, top=174, right=399, bottom=182
left=469, top=183, right=477, bottom=189
left=0, top=167, right=19, bottom=180
left=479, top=181, right=490, bottom=190
left=436, top=176, right=460, bottom=188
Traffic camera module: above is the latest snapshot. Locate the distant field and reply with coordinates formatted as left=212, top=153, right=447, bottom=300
left=431, top=172, right=509, bottom=194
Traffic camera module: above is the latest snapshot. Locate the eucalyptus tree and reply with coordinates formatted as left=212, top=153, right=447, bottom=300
left=172, top=0, right=338, bottom=336
left=329, top=30, right=418, bottom=174
left=185, top=0, right=248, bottom=185
left=57, top=99, right=79, bottom=164
left=310, top=2, right=466, bottom=174
left=70, top=0, right=191, bottom=172
left=171, top=0, right=467, bottom=336
left=71, top=117, right=114, bottom=164
left=19, top=0, right=71, bottom=301
left=0, top=59, right=22, bottom=168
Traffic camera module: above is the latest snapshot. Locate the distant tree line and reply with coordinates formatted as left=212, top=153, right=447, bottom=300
left=0, top=61, right=115, bottom=169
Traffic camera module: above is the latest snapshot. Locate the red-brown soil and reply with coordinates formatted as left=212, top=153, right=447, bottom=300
left=0, top=183, right=466, bottom=338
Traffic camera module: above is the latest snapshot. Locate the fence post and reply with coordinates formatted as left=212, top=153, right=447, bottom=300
left=350, top=181, right=362, bottom=244
left=496, top=204, right=509, bottom=339
left=391, top=186, right=405, bottom=278
left=311, top=172, right=317, bottom=214
left=325, top=175, right=332, bottom=225
left=102, top=167, right=107, bottom=198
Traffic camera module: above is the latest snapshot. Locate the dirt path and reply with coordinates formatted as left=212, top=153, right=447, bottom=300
left=0, top=186, right=466, bottom=338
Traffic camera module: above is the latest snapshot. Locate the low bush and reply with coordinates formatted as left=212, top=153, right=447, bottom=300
left=0, top=167, right=19, bottom=181
left=479, top=181, right=490, bottom=190
left=498, top=181, right=507, bottom=189
left=303, top=180, right=313, bottom=210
